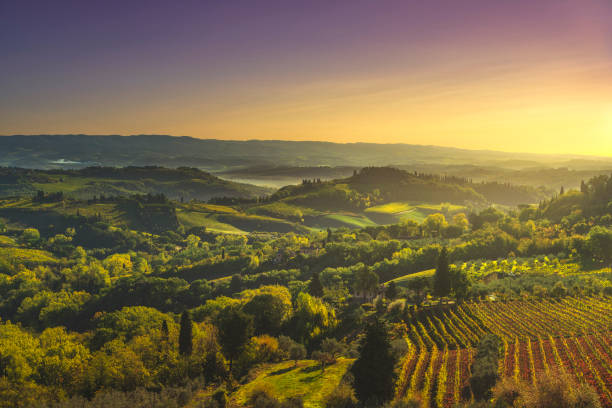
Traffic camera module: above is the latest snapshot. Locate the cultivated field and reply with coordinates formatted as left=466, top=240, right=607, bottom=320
left=395, top=296, right=612, bottom=407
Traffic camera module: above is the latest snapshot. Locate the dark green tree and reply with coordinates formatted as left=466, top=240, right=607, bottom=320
left=470, top=334, right=501, bottom=400
left=161, top=320, right=169, bottom=343
left=385, top=280, right=398, bottom=300
left=216, top=308, right=254, bottom=373
left=580, top=180, right=588, bottom=193
left=229, top=274, right=243, bottom=293
left=351, top=319, right=396, bottom=405
left=308, top=271, right=324, bottom=298
left=586, top=226, right=612, bottom=268
left=433, top=247, right=451, bottom=299
left=451, top=268, right=470, bottom=303
left=178, top=311, right=193, bottom=356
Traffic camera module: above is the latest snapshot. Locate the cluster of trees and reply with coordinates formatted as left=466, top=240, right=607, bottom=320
left=0, top=173, right=610, bottom=406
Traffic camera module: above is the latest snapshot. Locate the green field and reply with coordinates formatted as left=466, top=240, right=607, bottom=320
left=247, top=202, right=321, bottom=220
left=177, top=202, right=307, bottom=234
left=365, top=202, right=414, bottom=214
left=176, top=209, right=246, bottom=234
left=231, top=358, right=353, bottom=408
left=365, top=201, right=466, bottom=224
left=387, top=268, right=435, bottom=287
left=323, top=213, right=378, bottom=228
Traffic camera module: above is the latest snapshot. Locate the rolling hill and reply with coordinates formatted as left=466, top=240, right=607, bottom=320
left=0, top=166, right=272, bottom=201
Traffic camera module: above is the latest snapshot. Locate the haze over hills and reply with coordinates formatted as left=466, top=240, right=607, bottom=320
left=1, top=135, right=611, bottom=190
left=1, top=134, right=611, bottom=169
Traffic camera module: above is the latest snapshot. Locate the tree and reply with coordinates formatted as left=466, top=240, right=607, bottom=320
left=160, top=320, right=169, bottom=343
left=289, top=343, right=306, bottom=367
left=229, top=274, right=243, bottom=293
left=433, top=247, right=451, bottom=300
left=353, top=267, right=379, bottom=301
left=243, top=292, right=292, bottom=335
left=470, top=334, right=501, bottom=400
left=422, top=213, right=448, bottom=237
left=291, top=292, right=336, bottom=344
left=586, top=226, right=612, bottom=268
left=216, top=308, right=253, bottom=373
left=452, top=212, right=469, bottom=232
left=312, top=350, right=334, bottom=372
left=351, top=319, right=396, bottom=405
left=580, top=180, right=588, bottom=193
left=308, top=271, right=324, bottom=298
left=385, top=281, right=398, bottom=300
left=321, top=338, right=345, bottom=363
left=20, top=228, right=40, bottom=246
left=451, top=268, right=470, bottom=303
left=178, top=311, right=193, bottom=356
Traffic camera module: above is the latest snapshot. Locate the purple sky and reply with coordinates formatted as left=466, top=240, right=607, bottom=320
left=1, top=0, right=611, bottom=155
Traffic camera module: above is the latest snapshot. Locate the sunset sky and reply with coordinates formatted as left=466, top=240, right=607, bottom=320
left=1, top=0, right=611, bottom=156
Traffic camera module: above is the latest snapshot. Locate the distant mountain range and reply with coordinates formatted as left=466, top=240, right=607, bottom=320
left=1, top=135, right=610, bottom=190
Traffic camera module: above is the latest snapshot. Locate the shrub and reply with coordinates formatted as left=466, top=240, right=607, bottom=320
left=492, top=370, right=601, bottom=408
left=470, top=334, right=501, bottom=400
left=324, top=383, right=358, bottom=408
left=246, top=385, right=304, bottom=408
left=519, top=371, right=601, bottom=408
left=289, top=343, right=307, bottom=366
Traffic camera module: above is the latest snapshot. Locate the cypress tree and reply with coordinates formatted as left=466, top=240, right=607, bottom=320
left=161, top=320, right=169, bottom=343
left=351, top=319, right=396, bottom=405
left=308, top=271, right=324, bottom=297
left=385, top=280, right=398, bottom=300
left=178, top=310, right=193, bottom=356
left=433, top=247, right=451, bottom=299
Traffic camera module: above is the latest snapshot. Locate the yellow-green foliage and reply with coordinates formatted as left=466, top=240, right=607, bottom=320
left=323, top=213, right=378, bottom=228
left=365, top=202, right=415, bottom=214
left=176, top=207, right=246, bottom=234
left=231, top=358, right=353, bottom=408
left=0, top=236, right=16, bottom=246
left=0, top=247, right=58, bottom=267
left=388, top=269, right=435, bottom=287
left=293, top=292, right=337, bottom=341
left=248, top=202, right=319, bottom=220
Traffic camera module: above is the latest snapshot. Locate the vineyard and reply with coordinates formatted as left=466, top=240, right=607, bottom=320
left=456, top=257, right=582, bottom=277
left=395, top=296, right=612, bottom=407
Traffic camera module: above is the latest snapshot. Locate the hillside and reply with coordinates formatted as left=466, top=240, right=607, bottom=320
left=268, top=167, right=546, bottom=210
left=0, top=166, right=272, bottom=201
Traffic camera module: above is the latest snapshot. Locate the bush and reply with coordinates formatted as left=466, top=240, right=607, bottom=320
left=324, top=383, right=358, bottom=408
left=470, top=334, right=501, bottom=400
left=492, top=370, right=601, bottom=408
left=551, top=281, right=567, bottom=298
left=212, top=388, right=228, bottom=408
left=520, top=371, right=601, bottom=408
left=492, top=377, right=522, bottom=407
left=247, top=384, right=304, bottom=408
left=382, top=399, right=421, bottom=408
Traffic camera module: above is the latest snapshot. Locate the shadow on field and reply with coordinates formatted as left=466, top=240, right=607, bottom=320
left=268, top=366, right=296, bottom=376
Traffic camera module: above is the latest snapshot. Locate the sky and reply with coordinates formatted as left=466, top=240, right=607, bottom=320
left=1, top=0, right=611, bottom=156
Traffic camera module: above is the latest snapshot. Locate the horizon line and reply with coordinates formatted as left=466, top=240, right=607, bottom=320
left=2, top=133, right=612, bottom=160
